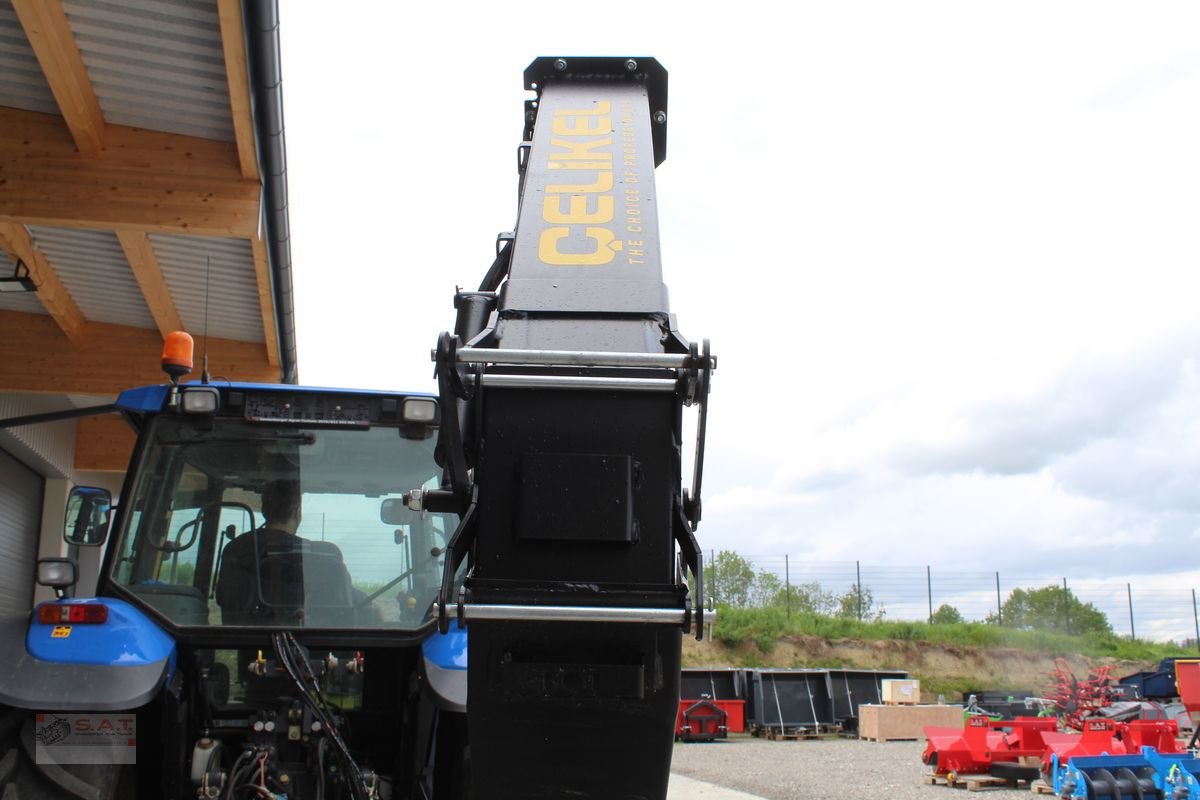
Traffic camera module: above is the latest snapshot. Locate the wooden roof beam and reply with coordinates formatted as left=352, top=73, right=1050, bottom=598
left=0, top=311, right=277, bottom=395
left=0, top=223, right=86, bottom=343
left=250, top=237, right=280, bottom=366
left=0, top=107, right=260, bottom=238
left=117, top=231, right=183, bottom=338
left=217, top=0, right=260, bottom=181
left=11, top=0, right=106, bottom=156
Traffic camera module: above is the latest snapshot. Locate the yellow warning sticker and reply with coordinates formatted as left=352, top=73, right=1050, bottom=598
left=51, top=626, right=71, bottom=638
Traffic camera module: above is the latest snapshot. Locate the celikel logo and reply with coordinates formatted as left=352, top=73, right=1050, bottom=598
left=35, top=715, right=70, bottom=746
left=538, top=101, right=622, bottom=266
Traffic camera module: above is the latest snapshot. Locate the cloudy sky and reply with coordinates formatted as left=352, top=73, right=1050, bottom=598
left=280, top=3, right=1200, bottom=639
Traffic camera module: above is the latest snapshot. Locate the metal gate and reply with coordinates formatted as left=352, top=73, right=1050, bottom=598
left=0, top=448, right=43, bottom=614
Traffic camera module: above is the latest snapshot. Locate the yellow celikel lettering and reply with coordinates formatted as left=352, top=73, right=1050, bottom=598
left=539, top=227, right=624, bottom=265
left=549, top=137, right=613, bottom=161
left=545, top=171, right=613, bottom=194
left=542, top=195, right=614, bottom=224
left=541, top=100, right=620, bottom=267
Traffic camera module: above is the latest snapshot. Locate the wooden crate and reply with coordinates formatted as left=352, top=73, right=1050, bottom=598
left=858, top=703, right=962, bottom=742
left=881, top=678, right=921, bottom=704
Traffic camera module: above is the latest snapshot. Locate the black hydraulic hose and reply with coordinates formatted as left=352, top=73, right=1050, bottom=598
left=223, top=749, right=253, bottom=800
left=316, top=736, right=327, bottom=800
left=272, top=633, right=367, bottom=800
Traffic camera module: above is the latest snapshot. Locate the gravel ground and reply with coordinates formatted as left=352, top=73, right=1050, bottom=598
left=670, top=736, right=1037, bottom=800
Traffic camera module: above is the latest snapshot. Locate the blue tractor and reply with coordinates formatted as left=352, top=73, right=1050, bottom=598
left=0, top=336, right=469, bottom=799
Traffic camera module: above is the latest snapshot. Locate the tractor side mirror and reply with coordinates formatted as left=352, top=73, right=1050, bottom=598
left=380, top=497, right=417, bottom=526
left=64, top=487, right=113, bottom=546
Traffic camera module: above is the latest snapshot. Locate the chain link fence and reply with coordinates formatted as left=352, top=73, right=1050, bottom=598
left=705, top=552, right=1200, bottom=646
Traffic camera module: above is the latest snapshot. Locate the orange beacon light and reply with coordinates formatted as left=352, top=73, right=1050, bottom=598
left=161, top=331, right=194, bottom=383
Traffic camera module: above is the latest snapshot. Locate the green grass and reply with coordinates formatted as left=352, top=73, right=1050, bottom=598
left=710, top=606, right=1192, bottom=662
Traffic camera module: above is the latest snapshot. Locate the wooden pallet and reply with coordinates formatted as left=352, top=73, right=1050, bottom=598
left=861, top=735, right=918, bottom=742
left=1029, top=781, right=1056, bottom=795
left=924, top=774, right=1033, bottom=792
left=764, top=727, right=823, bottom=741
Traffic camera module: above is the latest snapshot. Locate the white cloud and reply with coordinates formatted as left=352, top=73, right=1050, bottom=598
left=280, top=1, right=1200, bottom=639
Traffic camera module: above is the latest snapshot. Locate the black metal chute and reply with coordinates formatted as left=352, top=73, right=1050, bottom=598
left=431, top=57, right=713, bottom=800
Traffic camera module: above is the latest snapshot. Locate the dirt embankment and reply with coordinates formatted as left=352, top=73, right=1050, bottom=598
left=682, top=634, right=1152, bottom=700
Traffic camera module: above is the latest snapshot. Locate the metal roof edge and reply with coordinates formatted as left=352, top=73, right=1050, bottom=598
left=242, top=0, right=298, bottom=384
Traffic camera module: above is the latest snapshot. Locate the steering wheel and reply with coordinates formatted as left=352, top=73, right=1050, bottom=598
left=355, top=565, right=417, bottom=608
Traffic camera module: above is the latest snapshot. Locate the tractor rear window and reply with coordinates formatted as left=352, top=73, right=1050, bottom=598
left=110, top=415, right=456, bottom=631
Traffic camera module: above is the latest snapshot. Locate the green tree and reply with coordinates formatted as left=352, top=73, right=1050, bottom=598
left=781, top=581, right=838, bottom=615
left=836, top=583, right=884, bottom=621
left=999, top=585, right=1111, bottom=635
left=751, top=569, right=783, bottom=608
left=711, top=551, right=756, bottom=608
left=931, top=603, right=963, bottom=624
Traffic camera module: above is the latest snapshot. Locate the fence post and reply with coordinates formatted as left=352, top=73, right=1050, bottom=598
left=856, top=560, right=863, bottom=622
left=927, top=566, right=933, bottom=624
left=784, top=554, right=791, bottom=619
left=1062, top=578, right=1070, bottom=634
left=995, top=572, right=1002, bottom=623
left=1127, top=583, right=1135, bottom=640
left=1193, top=589, right=1199, bottom=653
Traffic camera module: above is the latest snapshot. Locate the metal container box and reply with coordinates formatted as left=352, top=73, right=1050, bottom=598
left=750, top=669, right=835, bottom=733
left=680, top=667, right=744, bottom=701
left=827, top=669, right=909, bottom=730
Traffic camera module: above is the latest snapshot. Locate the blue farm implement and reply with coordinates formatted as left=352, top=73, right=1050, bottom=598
left=1041, top=718, right=1185, bottom=777
left=1049, top=748, right=1200, bottom=800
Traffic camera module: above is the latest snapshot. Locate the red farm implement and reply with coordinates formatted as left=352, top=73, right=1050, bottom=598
left=1046, top=658, right=1116, bottom=730
left=923, top=715, right=1057, bottom=778
left=675, top=698, right=745, bottom=742
left=1175, top=659, right=1200, bottom=748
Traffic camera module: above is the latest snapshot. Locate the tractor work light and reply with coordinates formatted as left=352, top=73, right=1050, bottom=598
left=0, top=260, right=36, bottom=293
left=403, top=398, right=437, bottom=423
left=35, top=558, right=77, bottom=590
left=181, top=387, right=220, bottom=414
left=37, top=602, right=109, bottom=625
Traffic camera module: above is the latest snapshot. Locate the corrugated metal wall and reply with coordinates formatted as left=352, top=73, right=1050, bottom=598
left=27, top=226, right=157, bottom=330
left=151, top=233, right=264, bottom=342
left=62, top=0, right=234, bottom=142
left=0, top=3, right=60, bottom=115
left=0, top=448, right=42, bottom=614
left=0, top=394, right=79, bottom=481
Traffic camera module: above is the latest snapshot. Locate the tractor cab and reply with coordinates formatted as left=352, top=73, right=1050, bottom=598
left=105, top=385, right=452, bottom=637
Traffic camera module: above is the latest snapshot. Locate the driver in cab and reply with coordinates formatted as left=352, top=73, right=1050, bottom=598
left=216, top=479, right=354, bottom=625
